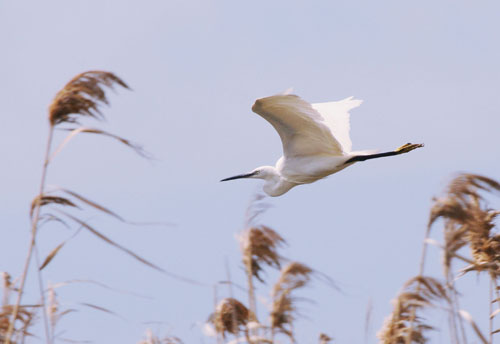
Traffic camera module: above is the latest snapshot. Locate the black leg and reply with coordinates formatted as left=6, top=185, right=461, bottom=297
left=344, top=143, right=424, bottom=164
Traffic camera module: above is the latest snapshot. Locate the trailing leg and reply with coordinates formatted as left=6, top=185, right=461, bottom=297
left=344, top=143, right=423, bottom=164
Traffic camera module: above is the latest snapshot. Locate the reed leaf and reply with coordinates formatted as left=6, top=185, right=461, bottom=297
left=50, top=127, right=151, bottom=162
left=59, top=188, right=126, bottom=222
left=57, top=211, right=204, bottom=286
left=458, top=310, right=488, bottom=344
left=30, top=195, right=78, bottom=219
left=39, top=242, right=66, bottom=271
left=51, top=279, right=151, bottom=300
left=59, top=211, right=164, bottom=273
left=79, top=303, right=123, bottom=320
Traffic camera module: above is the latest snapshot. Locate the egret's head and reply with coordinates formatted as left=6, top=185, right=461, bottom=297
left=220, top=166, right=277, bottom=182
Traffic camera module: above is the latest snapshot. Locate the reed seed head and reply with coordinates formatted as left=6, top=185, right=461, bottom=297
left=0, top=305, right=36, bottom=343
left=240, top=226, right=285, bottom=282
left=319, top=333, right=333, bottom=344
left=48, top=71, right=129, bottom=126
left=429, top=173, right=500, bottom=276
left=377, top=276, right=449, bottom=344
left=270, top=262, right=313, bottom=341
left=213, top=298, right=249, bottom=338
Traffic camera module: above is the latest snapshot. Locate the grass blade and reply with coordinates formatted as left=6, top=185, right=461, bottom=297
left=51, top=279, right=152, bottom=299
left=50, top=126, right=152, bottom=162
left=79, top=302, right=123, bottom=320
left=61, top=212, right=163, bottom=271
left=58, top=210, right=205, bottom=286
left=30, top=195, right=78, bottom=219
left=59, top=188, right=126, bottom=222
left=39, top=242, right=66, bottom=270
left=48, top=127, right=87, bottom=163
left=459, top=310, right=488, bottom=344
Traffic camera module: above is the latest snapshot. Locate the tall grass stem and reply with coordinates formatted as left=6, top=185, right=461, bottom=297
left=4, top=126, right=54, bottom=344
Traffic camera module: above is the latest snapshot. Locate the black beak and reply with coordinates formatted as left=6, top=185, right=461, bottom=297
left=220, top=171, right=257, bottom=182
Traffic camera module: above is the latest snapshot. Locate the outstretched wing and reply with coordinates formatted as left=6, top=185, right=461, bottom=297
left=311, top=96, right=362, bottom=153
left=252, top=95, right=344, bottom=158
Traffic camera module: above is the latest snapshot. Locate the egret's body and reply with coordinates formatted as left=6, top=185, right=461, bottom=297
left=222, top=94, right=423, bottom=197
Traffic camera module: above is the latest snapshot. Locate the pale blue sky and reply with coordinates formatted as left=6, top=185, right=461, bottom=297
left=1, top=1, right=499, bottom=343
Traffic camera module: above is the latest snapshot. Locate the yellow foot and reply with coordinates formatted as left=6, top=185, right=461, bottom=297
left=395, top=143, right=424, bottom=154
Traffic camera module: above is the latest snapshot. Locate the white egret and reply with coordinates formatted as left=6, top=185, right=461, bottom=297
left=221, top=94, right=423, bottom=197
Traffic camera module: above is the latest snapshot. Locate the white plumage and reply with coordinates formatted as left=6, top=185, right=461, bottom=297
left=221, top=94, right=423, bottom=197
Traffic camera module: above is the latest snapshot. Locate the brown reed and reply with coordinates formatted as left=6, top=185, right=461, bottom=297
left=270, top=262, right=313, bottom=342
left=48, top=71, right=128, bottom=126
left=377, top=276, right=449, bottom=344
left=213, top=298, right=250, bottom=338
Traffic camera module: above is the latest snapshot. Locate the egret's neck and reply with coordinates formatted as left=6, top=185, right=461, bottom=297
left=260, top=166, right=280, bottom=180
left=257, top=166, right=295, bottom=197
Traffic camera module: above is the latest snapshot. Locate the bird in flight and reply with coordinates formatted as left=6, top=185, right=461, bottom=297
left=221, top=94, right=423, bottom=197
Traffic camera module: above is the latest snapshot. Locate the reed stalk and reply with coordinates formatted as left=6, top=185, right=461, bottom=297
left=4, top=126, right=54, bottom=344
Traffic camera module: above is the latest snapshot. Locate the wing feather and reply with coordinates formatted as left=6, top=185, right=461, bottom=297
left=311, top=96, right=362, bottom=153
left=252, top=95, right=344, bottom=157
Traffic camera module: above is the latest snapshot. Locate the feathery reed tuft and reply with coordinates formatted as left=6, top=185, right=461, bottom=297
left=6, top=70, right=157, bottom=344
left=46, top=284, right=60, bottom=338
left=1, top=273, right=37, bottom=344
left=270, top=262, right=313, bottom=341
left=240, top=226, right=285, bottom=282
left=48, top=71, right=128, bottom=126
left=213, top=298, right=250, bottom=338
left=0, top=305, right=35, bottom=343
left=377, top=276, right=449, bottom=344
left=429, top=174, right=500, bottom=276
left=319, top=333, right=333, bottom=344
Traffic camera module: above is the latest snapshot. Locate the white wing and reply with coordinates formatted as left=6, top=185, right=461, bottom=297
left=252, top=95, right=344, bottom=158
left=311, top=96, right=362, bottom=153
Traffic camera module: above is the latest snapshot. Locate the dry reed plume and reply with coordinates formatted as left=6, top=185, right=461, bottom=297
left=240, top=226, right=285, bottom=283
left=48, top=71, right=128, bottom=126
left=377, top=276, right=450, bottom=344
left=5, top=71, right=498, bottom=344
left=1, top=273, right=37, bottom=344
left=378, top=173, right=500, bottom=344
left=212, top=298, right=250, bottom=338
left=428, top=173, right=500, bottom=343
left=206, top=201, right=333, bottom=344
left=270, top=262, right=313, bottom=342
left=429, top=174, right=500, bottom=276
left=4, top=70, right=169, bottom=344
left=318, top=333, right=332, bottom=344
left=239, top=223, right=286, bottom=340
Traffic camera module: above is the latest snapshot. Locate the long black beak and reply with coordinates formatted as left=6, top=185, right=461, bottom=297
left=220, top=171, right=257, bottom=182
